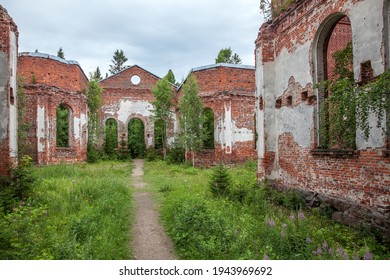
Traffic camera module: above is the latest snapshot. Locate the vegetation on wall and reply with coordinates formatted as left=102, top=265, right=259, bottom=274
left=17, top=77, right=32, bottom=160
left=104, top=119, right=118, bottom=158
left=56, top=104, right=69, bottom=147
left=317, top=41, right=390, bottom=149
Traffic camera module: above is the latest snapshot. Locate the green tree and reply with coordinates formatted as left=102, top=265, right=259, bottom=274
left=57, top=47, right=65, bottom=59
left=151, top=77, right=175, bottom=159
left=105, top=119, right=118, bottom=158
left=215, top=47, right=242, bottom=64
left=128, top=119, right=146, bottom=158
left=56, top=104, right=69, bottom=147
left=90, top=67, right=103, bottom=82
left=164, top=69, right=178, bottom=86
left=86, top=80, right=103, bottom=162
left=178, top=74, right=205, bottom=166
left=109, top=49, right=128, bottom=75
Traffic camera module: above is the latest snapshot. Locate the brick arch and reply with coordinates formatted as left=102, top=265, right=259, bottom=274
left=125, top=114, right=154, bottom=149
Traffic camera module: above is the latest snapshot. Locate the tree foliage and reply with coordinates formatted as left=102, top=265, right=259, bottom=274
left=56, top=104, right=69, bottom=147
left=86, top=80, right=103, bottom=162
left=105, top=119, right=118, bottom=158
left=151, top=77, right=175, bottom=158
left=128, top=118, right=146, bottom=158
left=215, top=47, right=242, bottom=64
left=164, top=69, right=178, bottom=86
left=178, top=74, right=205, bottom=166
left=109, top=49, right=128, bottom=75
left=57, top=47, right=65, bottom=59
left=90, top=67, right=103, bottom=82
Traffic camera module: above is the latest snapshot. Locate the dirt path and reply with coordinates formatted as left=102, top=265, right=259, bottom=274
left=131, top=159, right=176, bottom=260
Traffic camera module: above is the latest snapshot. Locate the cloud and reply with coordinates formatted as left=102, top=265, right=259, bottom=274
left=3, top=0, right=262, bottom=80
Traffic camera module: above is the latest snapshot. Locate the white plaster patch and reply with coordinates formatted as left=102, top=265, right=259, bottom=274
left=113, top=100, right=154, bottom=124
left=74, top=116, right=80, bottom=140
left=37, top=105, right=45, bottom=152
left=216, top=102, right=254, bottom=153
left=279, top=104, right=313, bottom=148
left=9, top=31, right=18, bottom=158
left=274, top=41, right=312, bottom=96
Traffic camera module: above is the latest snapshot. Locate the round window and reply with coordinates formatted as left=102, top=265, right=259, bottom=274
left=131, top=75, right=141, bottom=85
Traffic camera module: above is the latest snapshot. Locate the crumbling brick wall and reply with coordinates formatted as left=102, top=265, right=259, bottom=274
left=256, top=0, right=390, bottom=236
left=100, top=66, right=161, bottom=150
left=0, top=5, right=18, bottom=175
left=178, top=64, right=256, bottom=166
left=17, top=52, right=88, bottom=164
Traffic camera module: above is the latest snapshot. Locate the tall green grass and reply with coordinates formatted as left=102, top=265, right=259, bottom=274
left=0, top=162, right=133, bottom=260
left=143, top=160, right=390, bottom=260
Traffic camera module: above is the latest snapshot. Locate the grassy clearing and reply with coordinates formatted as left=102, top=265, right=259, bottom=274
left=143, top=160, right=390, bottom=260
left=0, top=161, right=133, bottom=260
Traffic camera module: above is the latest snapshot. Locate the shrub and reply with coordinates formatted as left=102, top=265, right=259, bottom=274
left=209, top=164, right=231, bottom=196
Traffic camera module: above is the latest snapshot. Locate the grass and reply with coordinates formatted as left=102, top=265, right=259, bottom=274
left=143, top=160, right=390, bottom=260
left=0, top=161, right=133, bottom=260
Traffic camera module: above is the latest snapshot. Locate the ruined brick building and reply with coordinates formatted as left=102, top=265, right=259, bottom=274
left=255, top=0, right=390, bottom=235
left=178, top=64, right=256, bottom=166
left=0, top=6, right=18, bottom=176
left=17, top=52, right=88, bottom=164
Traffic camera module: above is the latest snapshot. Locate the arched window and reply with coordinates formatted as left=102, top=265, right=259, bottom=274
left=56, top=104, right=70, bottom=147
left=314, top=14, right=354, bottom=149
left=105, top=118, right=118, bottom=156
left=128, top=118, right=145, bottom=158
left=203, top=108, right=215, bottom=149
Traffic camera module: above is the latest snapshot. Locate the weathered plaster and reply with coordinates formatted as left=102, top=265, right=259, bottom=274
left=9, top=31, right=17, bottom=158
left=279, top=104, right=314, bottom=148
left=349, top=0, right=385, bottom=77
left=0, top=52, right=8, bottom=141
left=110, top=100, right=154, bottom=124
left=37, top=105, right=45, bottom=153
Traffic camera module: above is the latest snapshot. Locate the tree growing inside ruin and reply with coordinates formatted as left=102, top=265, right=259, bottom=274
left=90, top=66, right=103, bottom=81
left=109, top=49, right=128, bottom=75
left=164, top=69, right=180, bottom=86
left=57, top=47, right=65, bottom=59
left=215, top=47, right=242, bottom=64
left=151, top=76, right=175, bottom=159
left=86, top=80, right=103, bottom=162
left=178, top=74, right=205, bottom=166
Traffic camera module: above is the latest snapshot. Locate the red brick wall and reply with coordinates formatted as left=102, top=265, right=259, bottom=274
left=17, top=54, right=88, bottom=165
left=0, top=5, right=18, bottom=176
left=100, top=66, right=161, bottom=149
left=179, top=65, right=256, bottom=166
left=324, top=16, right=352, bottom=80
left=18, top=53, right=88, bottom=93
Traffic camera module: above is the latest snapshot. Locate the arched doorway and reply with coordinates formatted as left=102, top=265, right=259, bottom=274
left=128, top=118, right=146, bottom=158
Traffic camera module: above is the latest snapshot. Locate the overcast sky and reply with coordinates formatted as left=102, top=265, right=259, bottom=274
left=3, top=0, right=263, bottom=81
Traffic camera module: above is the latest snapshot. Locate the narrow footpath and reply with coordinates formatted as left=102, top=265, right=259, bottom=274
left=131, top=159, right=176, bottom=260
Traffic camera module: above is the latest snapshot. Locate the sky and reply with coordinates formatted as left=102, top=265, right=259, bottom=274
left=3, top=0, right=263, bottom=81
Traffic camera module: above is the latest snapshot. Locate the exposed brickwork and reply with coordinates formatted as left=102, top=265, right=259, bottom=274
left=17, top=53, right=88, bottom=165
left=100, top=66, right=161, bottom=149
left=256, top=0, right=390, bottom=236
left=179, top=64, right=256, bottom=166
left=0, top=5, right=18, bottom=176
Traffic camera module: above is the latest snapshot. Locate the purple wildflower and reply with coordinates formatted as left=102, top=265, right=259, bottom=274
left=364, top=252, right=373, bottom=260
left=306, top=237, right=312, bottom=244
left=352, top=254, right=360, bottom=260
left=289, top=213, right=295, bottom=221
left=282, top=223, right=287, bottom=229
left=298, top=211, right=305, bottom=220
left=322, top=242, right=329, bottom=250
left=336, top=247, right=344, bottom=256
left=312, top=248, right=323, bottom=256
left=328, top=248, right=334, bottom=255
left=266, top=218, right=276, bottom=227
left=342, top=252, right=350, bottom=260
left=263, top=254, right=270, bottom=260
